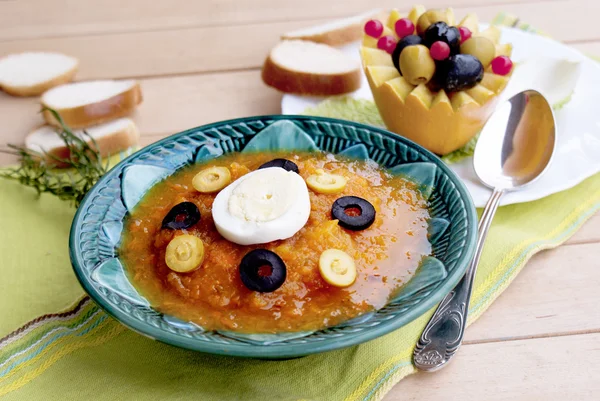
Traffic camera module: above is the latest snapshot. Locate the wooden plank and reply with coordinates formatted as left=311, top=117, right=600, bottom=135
left=0, top=1, right=595, bottom=80
left=0, top=22, right=292, bottom=80
left=0, top=70, right=281, bottom=165
left=385, top=332, right=600, bottom=400
left=464, top=242, right=600, bottom=343
left=565, top=214, right=600, bottom=245
left=0, top=0, right=555, bottom=41
left=134, top=71, right=282, bottom=136
left=0, top=90, right=45, bottom=150
left=0, top=91, right=45, bottom=165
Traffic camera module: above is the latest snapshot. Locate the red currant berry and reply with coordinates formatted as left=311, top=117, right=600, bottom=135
left=491, top=56, right=513, bottom=75
left=394, top=18, right=415, bottom=38
left=458, top=26, right=472, bottom=44
left=429, top=41, right=451, bottom=61
left=364, top=19, right=384, bottom=38
left=377, top=35, right=397, bottom=54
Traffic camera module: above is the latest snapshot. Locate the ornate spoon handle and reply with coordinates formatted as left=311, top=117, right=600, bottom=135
left=413, top=188, right=504, bottom=372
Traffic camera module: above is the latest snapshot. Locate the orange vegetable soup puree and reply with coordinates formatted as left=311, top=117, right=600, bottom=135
left=120, top=152, right=431, bottom=333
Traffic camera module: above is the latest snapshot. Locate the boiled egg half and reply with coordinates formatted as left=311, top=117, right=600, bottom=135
left=212, top=167, right=311, bottom=245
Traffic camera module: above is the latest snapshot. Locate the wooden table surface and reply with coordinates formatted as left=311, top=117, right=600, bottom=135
left=1, top=0, right=599, bottom=399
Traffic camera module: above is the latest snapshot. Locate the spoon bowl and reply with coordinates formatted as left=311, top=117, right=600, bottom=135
left=474, top=90, right=556, bottom=190
left=414, top=89, right=556, bottom=371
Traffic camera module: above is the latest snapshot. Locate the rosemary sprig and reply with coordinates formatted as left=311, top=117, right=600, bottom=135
left=0, top=108, right=108, bottom=207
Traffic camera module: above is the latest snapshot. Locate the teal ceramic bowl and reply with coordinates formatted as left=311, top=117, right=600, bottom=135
left=69, top=116, right=477, bottom=359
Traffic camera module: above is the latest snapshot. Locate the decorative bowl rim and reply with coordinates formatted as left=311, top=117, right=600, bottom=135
left=69, top=115, right=478, bottom=358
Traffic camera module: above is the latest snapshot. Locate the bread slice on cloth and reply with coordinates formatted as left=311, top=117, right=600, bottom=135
left=41, top=79, right=142, bottom=128
left=0, top=52, right=78, bottom=97
left=262, top=40, right=361, bottom=95
left=25, top=118, right=139, bottom=166
left=281, top=9, right=382, bottom=46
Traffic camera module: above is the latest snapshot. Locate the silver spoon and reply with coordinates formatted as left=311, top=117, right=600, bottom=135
left=413, top=89, right=556, bottom=372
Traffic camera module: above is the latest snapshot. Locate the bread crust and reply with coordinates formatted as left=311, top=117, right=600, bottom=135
left=281, top=24, right=362, bottom=47
left=26, top=119, right=140, bottom=168
left=280, top=10, right=384, bottom=46
left=41, top=82, right=143, bottom=129
left=261, top=54, right=361, bottom=96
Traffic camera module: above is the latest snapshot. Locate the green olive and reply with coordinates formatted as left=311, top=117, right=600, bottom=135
left=399, top=45, right=436, bottom=86
left=460, top=37, right=496, bottom=68
left=192, top=166, right=231, bottom=193
left=165, top=234, right=205, bottom=273
left=306, top=169, right=347, bottom=194
left=416, top=9, right=453, bottom=35
left=319, top=249, right=357, bottom=288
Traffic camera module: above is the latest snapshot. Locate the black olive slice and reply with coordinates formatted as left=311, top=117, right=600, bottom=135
left=161, top=202, right=201, bottom=230
left=258, top=158, right=299, bottom=174
left=239, top=249, right=287, bottom=293
left=331, top=196, right=376, bottom=231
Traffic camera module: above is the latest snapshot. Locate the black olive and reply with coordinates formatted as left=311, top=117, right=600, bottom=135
left=331, top=196, right=376, bottom=231
left=258, top=158, right=299, bottom=174
left=392, top=35, right=424, bottom=74
left=423, top=22, right=460, bottom=56
left=161, top=202, right=201, bottom=230
left=239, top=249, right=287, bottom=293
left=436, top=54, right=484, bottom=92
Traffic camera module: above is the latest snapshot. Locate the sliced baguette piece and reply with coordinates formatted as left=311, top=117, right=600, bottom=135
left=41, top=80, right=143, bottom=129
left=25, top=118, right=139, bottom=167
left=281, top=9, right=382, bottom=46
left=0, top=52, right=78, bottom=97
left=262, top=40, right=361, bottom=96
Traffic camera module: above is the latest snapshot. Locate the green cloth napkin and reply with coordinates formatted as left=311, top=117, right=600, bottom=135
left=1, top=14, right=599, bottom=401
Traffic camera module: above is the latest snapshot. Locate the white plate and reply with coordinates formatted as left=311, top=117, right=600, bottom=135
left=282, top=26, right=600, bottom=207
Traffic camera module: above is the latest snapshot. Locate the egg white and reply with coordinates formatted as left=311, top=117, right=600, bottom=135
left=212, top=167, right=311, bottom=245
